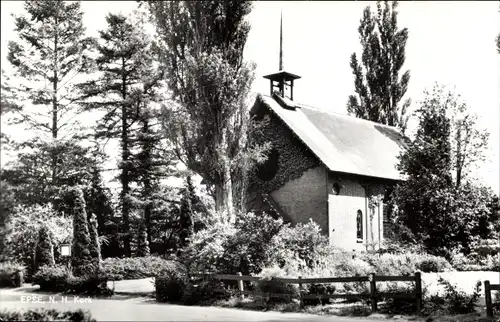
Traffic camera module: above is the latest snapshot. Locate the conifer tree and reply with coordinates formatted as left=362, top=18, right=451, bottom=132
left=4, top=0, right=96, bottom=211
left=34, top=224, right=55, bottom=270
left=347, top=1, right=411, bottom=132
left=78, top=13, right=162, bottom=256
left=88, top=213, right=102, bottom=266
left=71, top=188, right=93, bottom=276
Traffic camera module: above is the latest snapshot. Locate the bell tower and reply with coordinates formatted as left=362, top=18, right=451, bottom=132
left=263, top=11, right=301, bottom=101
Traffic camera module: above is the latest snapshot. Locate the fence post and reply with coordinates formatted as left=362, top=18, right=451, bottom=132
left=415, top=272, right=422, bottom=315
left=485, top=280, right=493, bottom=318
left=369, top=273, right=377, bottom=312
left=298, top=276, right=304, bottom=308
left=237, top=272, right=244, bottom=299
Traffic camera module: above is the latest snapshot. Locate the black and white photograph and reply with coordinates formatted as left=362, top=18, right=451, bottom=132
left=0, top=1, right=499, bottom=321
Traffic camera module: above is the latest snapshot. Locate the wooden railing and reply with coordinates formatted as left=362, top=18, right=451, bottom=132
left=206, top=272, right=422, bottom=314
left=484, top=280, right=500, bottom=318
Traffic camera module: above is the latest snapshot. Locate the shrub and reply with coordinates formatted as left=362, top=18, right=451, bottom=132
left=0, top=262, right=25, bottom=288
left=425, top=277, right=482, bottom=315
left=253, top=266, right=299, bottom=304
left=34, top=225, right=55, bottom=271
left=0, top=308, right=95, bottom=321
left=32, top=264, right=112, bottom=295
left=101, top=256, right=175, bottom=281
left=3, top=205, right=72, bottom=279
left=416, top=255, right=452, bottom=273
left=182, top=211, right=283, bottom=276
left=155, top=262, right=189, bottom=303
left=182, top=278, right=232, bottom=306
left=71, top=188, right=93, bottom=277
left=33, top=265, right=71, bottom=292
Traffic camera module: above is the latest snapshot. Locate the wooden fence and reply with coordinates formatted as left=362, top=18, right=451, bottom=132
left=484, top=280, right=500, bottom=318
left=206, top=272, right=422, bottom=314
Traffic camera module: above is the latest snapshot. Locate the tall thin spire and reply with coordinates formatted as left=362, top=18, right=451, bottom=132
left=279, top=10, right=283, bottom=71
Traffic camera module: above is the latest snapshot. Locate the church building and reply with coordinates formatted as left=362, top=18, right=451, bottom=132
left=246, top=14, right=408, bottom=251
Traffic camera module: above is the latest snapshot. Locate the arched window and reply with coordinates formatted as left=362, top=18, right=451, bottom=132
left=356, top=210, right=363, bottom=241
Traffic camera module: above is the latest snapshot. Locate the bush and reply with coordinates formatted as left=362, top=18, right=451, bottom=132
left=182, top=211, right=283, bottom=276
left=0, top=308, right=95, bottom=321
left=33, top=265, right=71, bottom=292
left=425, top=277, right=482, bottom=315
left=3, top=205, right=72, bottom=279
left=32, top=264, right=112, bottom=295
left=253, top=266, right=299, bottom=304
left=101, top=256, right=175, bottom=281
left=0, top=262, right=25, bottom=288
left=416, top=255, right=452, bottom=273
left=155, top=262, right=189, bottom=302
left=182, top=278, right=232, bottom=306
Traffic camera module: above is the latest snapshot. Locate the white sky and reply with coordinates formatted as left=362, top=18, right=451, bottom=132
left=1, top=1, right=499, bottom=194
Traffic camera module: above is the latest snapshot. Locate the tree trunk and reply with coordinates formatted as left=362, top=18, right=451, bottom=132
left=51, top=14, right=59, bottom=185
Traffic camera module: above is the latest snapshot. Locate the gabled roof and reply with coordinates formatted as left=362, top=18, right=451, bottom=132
left=251, top=94, right=409, bottom=181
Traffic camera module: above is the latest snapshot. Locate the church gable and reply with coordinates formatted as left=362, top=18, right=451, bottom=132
left=248, top=104, right=320, bottom=195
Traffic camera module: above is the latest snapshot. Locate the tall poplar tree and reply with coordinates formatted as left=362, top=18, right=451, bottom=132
left=347, top=1, right=411, bottom=133
left=78, top=13, right=162, bottom=256
left=145, top=1, right=263, bottom=222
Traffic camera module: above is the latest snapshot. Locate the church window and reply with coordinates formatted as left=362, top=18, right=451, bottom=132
left=356, top=210, right=363, bottom=241
left=256, top=148, right=279, bottom=181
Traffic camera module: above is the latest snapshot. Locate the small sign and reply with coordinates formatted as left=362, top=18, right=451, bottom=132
left=60, top=244, right=71, bottom=257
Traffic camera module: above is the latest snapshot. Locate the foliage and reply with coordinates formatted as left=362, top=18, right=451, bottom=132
left=32, top=265, right=71, bottom=292
left=146, top=1, right=263, bottom=220
left=71, top=188, right=93, bottom=277
left=3, top=204, right=71, bottom=277
left=252, top=266, right=299, bottom=304
left=4, top=0, right=95, bottom=214
left=347, top=0, right=411, bottom=132
left=178, top=176, right=195, bottom=250
left=136, top=223, right=151, bottom=257
left=444, top=89, right=490, bottom=188
left=266, top=220, right=329, bottom=270
left=1, top=140, right=102, bottom=214
left=155, top=262, right=189, bottom=302
left=0, top=180, right=16, bottom=260
left=248, top=109, right=319, bottom=194
left=425, top=277, right=482, bottom=315
left=0, top=262, right=25, bottom=288
left=0, top=308, right=96, bottom=322
left=181, top=277, right=233, bottom=306
left=34, top=225, right=55, bottom=270
left=78, top=13, right=164, bottom=257
left=88, top=214, right=102, bottom=266
left=33, top=264, right=112, bottom=296
left=182, top=211, right=283, bottom=276
left=100, top=256, right=176, bottom=281
left=497, top=33, right=500, bottom=54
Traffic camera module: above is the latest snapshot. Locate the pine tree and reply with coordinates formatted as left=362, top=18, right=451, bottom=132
left=4, top=0, right=96, bottom=211
left=71, top=187, right=93, bottom=276
left=78, top=13, right=162, bottom=257
left=347, top=1, right=411, bottom=132
left=34, top=224, right=55, bottom=270
left=88, top=213, right=102, bottom=266
left=146, top=1, right=263, bottom=222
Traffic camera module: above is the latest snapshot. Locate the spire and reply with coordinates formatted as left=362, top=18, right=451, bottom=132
left=263, top=10, right=301, bottom=102
left=279, top=10, right=283, bottom=71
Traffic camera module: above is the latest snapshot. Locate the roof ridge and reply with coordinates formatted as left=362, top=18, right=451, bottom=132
left=299, top=103, right=401, bottom=131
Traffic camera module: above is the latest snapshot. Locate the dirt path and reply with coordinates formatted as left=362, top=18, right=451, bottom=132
left=0, top=286, right=408, bottom=322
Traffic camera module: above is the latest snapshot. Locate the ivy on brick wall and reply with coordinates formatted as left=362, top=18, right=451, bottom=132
left=248, top=109, right=320, bottom=195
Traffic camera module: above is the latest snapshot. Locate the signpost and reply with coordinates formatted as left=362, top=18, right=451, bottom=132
left=60, top=244, right=71, bottom=269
